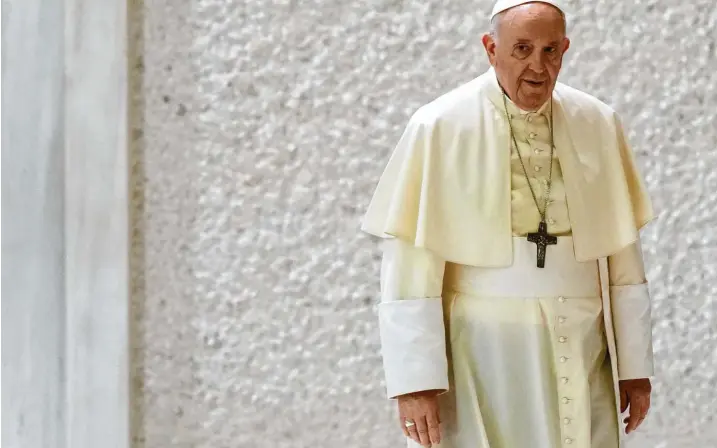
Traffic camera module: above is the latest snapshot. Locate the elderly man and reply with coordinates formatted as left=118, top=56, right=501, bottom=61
left=361, top=1, right=655, bottom=447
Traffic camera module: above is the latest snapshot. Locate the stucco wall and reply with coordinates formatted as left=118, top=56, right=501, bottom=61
left=129, top=1, right=717, bottom=446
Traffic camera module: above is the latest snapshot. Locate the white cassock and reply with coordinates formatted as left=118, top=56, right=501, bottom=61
left=361, top=67, right=656, bottom=448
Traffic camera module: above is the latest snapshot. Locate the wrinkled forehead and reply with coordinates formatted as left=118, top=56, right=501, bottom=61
left=490, top=0, right=565, bottom=21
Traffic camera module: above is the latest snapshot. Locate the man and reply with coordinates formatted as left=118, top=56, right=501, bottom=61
left=360, top=1, right=655, bottom=447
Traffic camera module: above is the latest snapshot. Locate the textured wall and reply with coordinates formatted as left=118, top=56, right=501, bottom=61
left=130, top=0, right=717, bottom=447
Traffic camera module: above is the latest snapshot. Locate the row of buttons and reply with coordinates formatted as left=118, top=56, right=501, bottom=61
left=556, top=296, right=574, bottom=446
left=521, top=117, right=552, bottom=203
left=514, top=109, right=560, bottom=231
left=525, top=114, right=547, bottom=174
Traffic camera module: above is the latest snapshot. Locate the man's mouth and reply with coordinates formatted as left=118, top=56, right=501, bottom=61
left=524, top=80, right=546, bottom=86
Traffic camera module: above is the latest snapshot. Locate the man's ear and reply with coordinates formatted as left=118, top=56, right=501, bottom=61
left=562, top=37, right=571, bottom=55
left=482, top=33, right=497, bottom=65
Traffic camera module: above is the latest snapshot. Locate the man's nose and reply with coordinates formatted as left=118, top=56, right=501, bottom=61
left=528, top=51, right=548, bottom=73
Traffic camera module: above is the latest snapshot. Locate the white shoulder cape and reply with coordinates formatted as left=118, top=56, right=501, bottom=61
left=361, top=67, right=655, bottom=267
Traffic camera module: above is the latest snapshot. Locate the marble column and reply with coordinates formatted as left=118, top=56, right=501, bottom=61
left=2, top=1, right=66, bottom=446
left=64, top=0, right=129, bottom=446
left=2, top=0, right=129, bottom=447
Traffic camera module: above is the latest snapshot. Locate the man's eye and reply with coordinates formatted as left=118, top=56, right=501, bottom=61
left=512, top=44, right=533, bottom=59
left=545, top=47, right=557, bottom=53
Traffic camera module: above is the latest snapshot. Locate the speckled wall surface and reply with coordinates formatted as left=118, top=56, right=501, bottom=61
left=129, top=1, right=716, bottom=447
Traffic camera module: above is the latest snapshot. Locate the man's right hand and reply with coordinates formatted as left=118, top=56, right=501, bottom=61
left=397, top=389, right=442, bottom=446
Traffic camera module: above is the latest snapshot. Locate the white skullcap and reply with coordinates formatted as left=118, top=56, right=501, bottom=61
left=490, top=0, right=565, bottom=20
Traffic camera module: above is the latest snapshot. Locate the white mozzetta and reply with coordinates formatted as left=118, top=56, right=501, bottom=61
left=377, top=297, right=450, bottom=399
left=361, top=68, right=655, bottom=267
left=610, top=283, right=655, bottom=380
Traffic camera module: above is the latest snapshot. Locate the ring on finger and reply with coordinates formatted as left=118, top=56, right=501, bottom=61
left=405, top=420, right=416, bottom=427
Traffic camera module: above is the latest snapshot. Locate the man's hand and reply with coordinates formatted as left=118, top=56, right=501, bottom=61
left=619, top=378, right=652, bottom=434
left=397, top=389, right=442, bottom=446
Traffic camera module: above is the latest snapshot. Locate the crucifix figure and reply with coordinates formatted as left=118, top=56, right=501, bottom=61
left=527, top=220, right=557, bottom=268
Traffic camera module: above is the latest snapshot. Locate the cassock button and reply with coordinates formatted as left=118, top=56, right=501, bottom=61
left=534, top=148, right=542, bottom=154
left=529, top=132, right=537, bottom=139
left=558, top=296, right=566, bottom=303
left=559, top=336, right=567, bottom=343
left=560, top=356, right=568, bottom=363
left=527, top=115, right=534, bottom=122
left=548, top=218, right=556, bottom=224
left=561, top=377, right=569, bottom=384
left=534, top=165, right=541, bottom=172
left=563, top=417, right=571, bottom=425
left=562, top=397, right=570, bottom=404
left=565, top=437, right=573, bottom=444
left=559, top=316, right=567, bottom=323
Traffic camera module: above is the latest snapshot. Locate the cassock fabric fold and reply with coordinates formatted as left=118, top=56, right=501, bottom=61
left=378, top=237, right=449, bottom=399
left=610, top=283, right=655, bottom=379
left=607, top=238, right=655, bottom=379
left=377, top=297, right=450, bottom=399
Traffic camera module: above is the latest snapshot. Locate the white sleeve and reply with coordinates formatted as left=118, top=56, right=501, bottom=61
left=377, top=237, right=449, bottom=399
left=608, top=237, right=654, bottom=380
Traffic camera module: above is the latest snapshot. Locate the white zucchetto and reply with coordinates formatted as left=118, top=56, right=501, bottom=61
left=490, top=0, right=565, bottom=20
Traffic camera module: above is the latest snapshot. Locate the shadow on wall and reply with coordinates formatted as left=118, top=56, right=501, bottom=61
left=129, top=0, right=147, bottom=445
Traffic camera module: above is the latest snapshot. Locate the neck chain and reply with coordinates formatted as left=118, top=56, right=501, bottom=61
left=502, top=93, right=556, bottom=222
left=502, top=92, right=558, bottom=268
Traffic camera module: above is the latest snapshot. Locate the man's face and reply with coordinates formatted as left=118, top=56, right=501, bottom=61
left=482, top=3, right=570, bottom=111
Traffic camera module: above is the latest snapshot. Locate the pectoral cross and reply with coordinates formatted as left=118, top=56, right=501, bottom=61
left=527, top=220, right=557, bottom=268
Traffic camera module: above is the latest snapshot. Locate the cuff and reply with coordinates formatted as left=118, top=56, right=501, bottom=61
left=610, top=283, right=655, bottom=380
left=377, top=297, right=449, bottom=399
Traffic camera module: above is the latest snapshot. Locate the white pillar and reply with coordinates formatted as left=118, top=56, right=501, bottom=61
left=64, top=0, right=129, bottom=446
left=2, top=0, right=130, bottom=446
left=2, top=1, right=67, bottom=446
